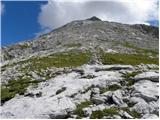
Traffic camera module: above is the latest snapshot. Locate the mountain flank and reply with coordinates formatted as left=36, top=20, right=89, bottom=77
left=1, top=17, right=159, bottom=119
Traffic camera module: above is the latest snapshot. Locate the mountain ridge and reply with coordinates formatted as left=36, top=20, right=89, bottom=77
left=1, top=17, right=159, bottom=63
left=1, top=17, right=159, bottom=119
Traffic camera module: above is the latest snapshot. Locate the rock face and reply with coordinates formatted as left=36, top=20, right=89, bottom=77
left=86, top=16, right=102, bottom=21
left=1, top=64, right=159, bottom=119
left=1, top=17, right=158, bottom=62
left=134, top=72, right=159, bottom=82
left=131, top=80, right=159, bottom=102
left=1, top=17, right=159, bottom=119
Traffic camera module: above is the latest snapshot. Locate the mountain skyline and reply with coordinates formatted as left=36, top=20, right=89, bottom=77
left=1, top=0, right=159, bottom=46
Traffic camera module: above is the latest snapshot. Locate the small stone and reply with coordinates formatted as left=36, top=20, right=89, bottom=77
left=112, top=90, right=125, bottom=106
left=83, top=107, right=92, bottom=117
left=113, top=115, right=121, bottom=119
left=91, top=88, right=100, bottom=95
left=91, top=95, right=105, bottom=105
left=122, top=111, right=134, bottom=119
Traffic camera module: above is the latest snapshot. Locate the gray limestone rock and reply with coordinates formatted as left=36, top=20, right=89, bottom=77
left=131, top=80, right=159, bottom=102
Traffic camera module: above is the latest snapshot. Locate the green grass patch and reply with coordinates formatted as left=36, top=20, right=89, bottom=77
left=122, top=107, right=141, bottom=118
left=100, top=52, right=158, bottom=65
left=64, top=43, right=81, bottom=48
left=1, top=77, right=40, bottom=104
left=90, top=107, right=119, bottom=119
left=105, top=42, right=159, bottom=65
left=19, top=43, right=29, bottom=49
left=122, top=71, right=141, bottom=86
left=100, top=84, right=121, bottom=94
left=17, top=51, right=91, bottom=72
left=74, top=101, right=93, bottom=118
left=122, top=42, right=158, bottom=57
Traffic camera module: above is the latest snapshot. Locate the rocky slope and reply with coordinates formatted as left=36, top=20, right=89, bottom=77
left=0, top=17, right=159, bottom=119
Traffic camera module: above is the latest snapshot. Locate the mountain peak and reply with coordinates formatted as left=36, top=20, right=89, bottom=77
left=86, top=16, right=102, bottom=21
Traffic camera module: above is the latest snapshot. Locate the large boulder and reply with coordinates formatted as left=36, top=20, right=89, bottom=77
left=131, top=80, right=159, bottom=102
left=112, top=90, right=127, bottom=107
left=134, top=72, right=159, bottom=82
left=131, top=100, right=150, bottom=115
left=91, top=95, right=105, bottom=105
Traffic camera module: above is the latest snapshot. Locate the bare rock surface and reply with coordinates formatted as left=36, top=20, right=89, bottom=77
left=131, top=80, right=159, bottom=102
left=1, top=64, right=159, bottom=119
left=1, top=17, right=159, bottom=119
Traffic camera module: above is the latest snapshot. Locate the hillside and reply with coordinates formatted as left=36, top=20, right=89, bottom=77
left=1, top=17, right=159, bottom=119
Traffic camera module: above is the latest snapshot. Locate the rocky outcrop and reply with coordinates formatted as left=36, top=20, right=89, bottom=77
left=1, top=64, right=159, bottom=119
left=1, top=17, right=159, bottom=119
left=131, top=80, right=159, bottom=102
left=1, top=17, right=158, bottom=62
left=134, top=72, right=159, bottom=82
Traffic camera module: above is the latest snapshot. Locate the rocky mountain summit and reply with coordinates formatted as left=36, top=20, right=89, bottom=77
left=0, top=17, right=159, bottom=119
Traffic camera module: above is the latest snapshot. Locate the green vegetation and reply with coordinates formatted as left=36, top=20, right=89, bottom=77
left=122, top=107, right=141, bottom=118
left=1, top=51, right=91, bottom=104
left=18, top=51, right=91, bottom=72
left=56, top=87, right=66, bottom=95
left=122, top=71, right=141, bottom=86
left=122, top=42, right=158, bottom=57
left=100, top=52, right=158, bottom=65
left=100, top=84, right=121, bottom=94
left=1, top=77, right=40, bottom=103
left=19, top=43, right=29, bottom=49
left=74, top=101, right=93, bottom=118
left=64, top=43, right=81, bottom=48
left=90, top=107, right=119, bottom=119
left=110, top=41, right=159, bottom=65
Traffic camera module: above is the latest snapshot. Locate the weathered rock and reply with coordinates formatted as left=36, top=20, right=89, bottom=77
left=131, top=100, right=150, bottom=114
left=142, top=114, right=159, bottom=119
left=91, top=95, right=105, bottom=105
left=134, top=72, right=159, bottom=82
left=82, top=107, right=92, bottom=117
left=2, top=17, right=158, bottom=62
left=112, top=90, right=127, bottom=107
left=95, top=65, right=133, bottom=72
left=148, top=101, right=159, bottom=114
left=113, top=115, right=122, bottom=119
left=0, top=16, right=159, bottom=119
left=102, top=91, right=113, bottom=98
left=89, top=104, right=110, bottom=113
left=129, top=96, right=144, bottom=103
left=119, top=110, right=133, bottom=119
left=131, top=80, right=159, bottom=102
left=91, top=88, right=100, bottom=95
left=49, top=110, right=69, bottom=119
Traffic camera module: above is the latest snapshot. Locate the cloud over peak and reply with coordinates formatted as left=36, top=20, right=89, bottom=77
left=38, top=0, right=159, bottom=30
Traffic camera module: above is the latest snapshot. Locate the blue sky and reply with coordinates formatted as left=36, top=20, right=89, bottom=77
left=1, top=0, right=159, bottom=46
left=1, top=1, right=47, bottom=46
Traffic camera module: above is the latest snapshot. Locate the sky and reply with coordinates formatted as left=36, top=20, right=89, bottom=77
left=1, top=0, right=159, bottom=46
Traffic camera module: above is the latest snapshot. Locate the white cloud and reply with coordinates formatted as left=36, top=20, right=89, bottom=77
left=0, top=3, right=4, bottom=15
left=38, top=0, right=159, bottom=30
